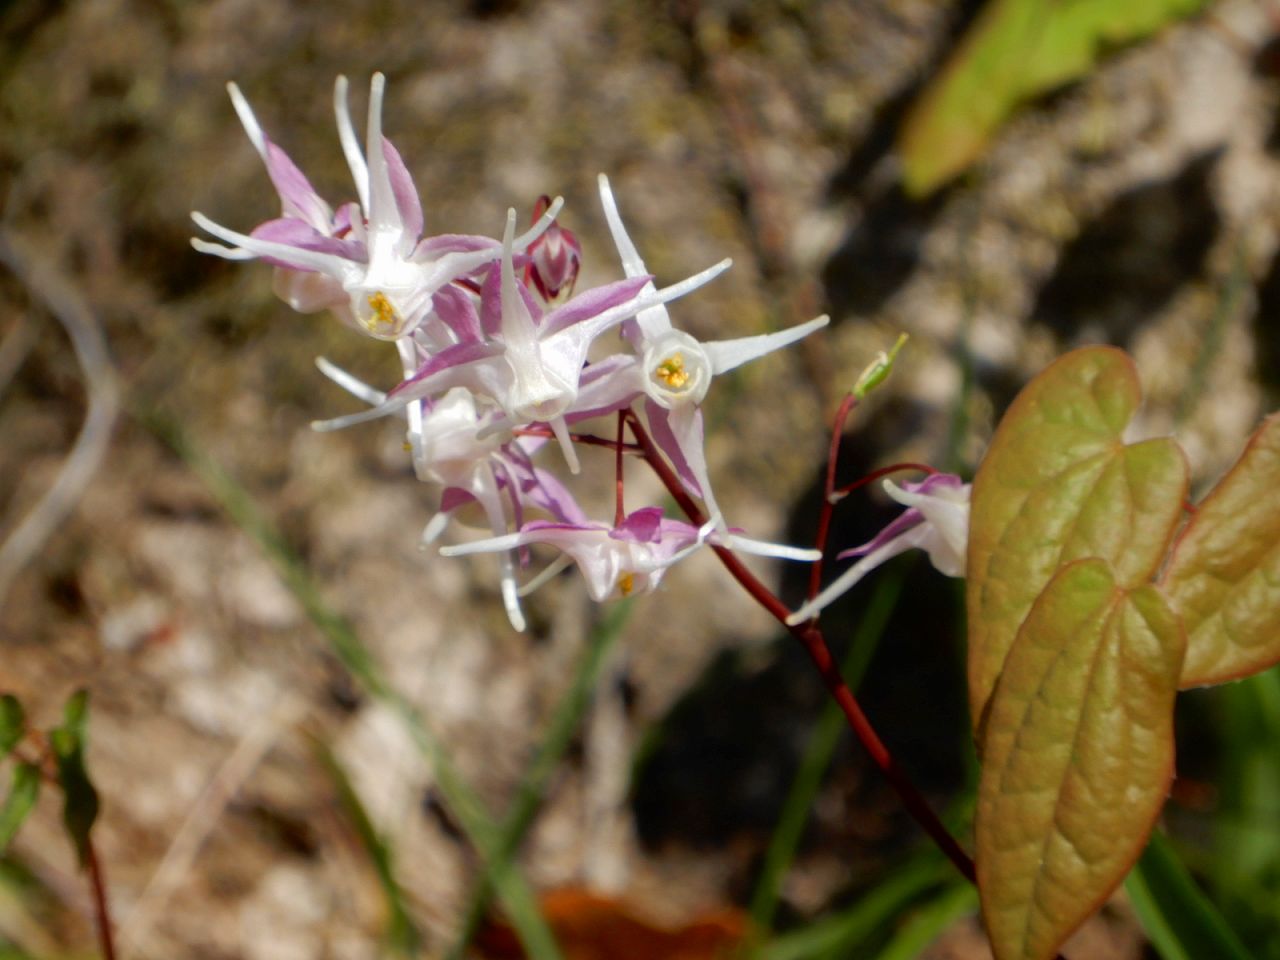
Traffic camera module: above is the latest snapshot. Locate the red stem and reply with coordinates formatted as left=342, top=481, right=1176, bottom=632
left=86, top=840, right=117, bottom=960
left=513, top=426, right=642, bottom=454
left=623, top=411, right=976, bottom=882
left=615, top=411, right=626, bottom=527
left=808, top=392, right=860, bottom=604
left=833, top=461, right=939, bottom=500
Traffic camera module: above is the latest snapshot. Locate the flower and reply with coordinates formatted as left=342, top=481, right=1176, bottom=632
left=310, top=208, right=733, bottom=473
left=785, top=473, right=970, bottom=625
left=524, top=195, right=582, bottom=302
left=441, top=507, right=820, bottom=614
left=191, top=74, right=561, bottom=341
left=592, top=174, right=829, bottom=522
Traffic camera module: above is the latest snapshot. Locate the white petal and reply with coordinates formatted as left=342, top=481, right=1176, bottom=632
left=189, top=238, right=258, bottom=260
left=517, top=554, right=574, bottom=596
left=226, top=82, right=267, bottom=160
left=512, top=196, right=564, bottom=251
left=548, top=415, right=580, bottom=475
left=190, top=212, right=355, bottom=277
left=334, top=75, right=370, bottom=211
left=703, top=314, right=829, bottom=376
left=314, top=356, right=388, bottom=406
left=597, top=174, right=647, bottom=279
left=723, top=534, right=822, bottom=562
left=437, top=531, right=530, bottom=556
left=364, top=72, right=403, bottom=241
left=785, top=526, right=930, bottom=626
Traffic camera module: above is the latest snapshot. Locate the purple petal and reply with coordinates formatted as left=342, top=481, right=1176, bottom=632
left=250, top=218, right=364, bottom=269
left=389, top=340, right=504, bottom=397
left=836, top=509, right=924, bottom=561
left=611, top=507, right=665, bottom=543
left=415, top=234, right=503, bottom=258
left=541, top=276, right=652, bottom=338
left=643, top=398, right=703, bottom=497
left=433, top=283, right=482, bottom=343
left=902, top=472, right=965, bottom=496
left=525, top=467, right=590, bottom=525
left=440, top=487, right=475, bottom=513
left=263, top=141, right=331, bottom=230
left=381, top=136, right=424, bottom=248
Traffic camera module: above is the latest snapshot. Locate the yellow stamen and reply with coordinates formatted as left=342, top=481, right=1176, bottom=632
left=366, top=291, right=398, bottom=331
left=653, top=353, right=689, bottom=390
left=617, top=572, right=635, bottom=597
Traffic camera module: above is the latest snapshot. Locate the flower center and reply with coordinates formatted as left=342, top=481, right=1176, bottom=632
left=365, top=291, right=399, bottom=332
left=617, top=572, right=635, bottom=597
left=653, top=353, right=690, bottom=390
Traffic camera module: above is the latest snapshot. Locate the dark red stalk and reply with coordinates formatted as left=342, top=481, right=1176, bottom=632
left=615, top=411, right=626, bottom=526
left=86, top=841, right=117, bottom=960
left=623, top=411, right=976, bottom=883
left=833, top=461, right=939, bottom=500
left=807, top=392, right=859, bottom=605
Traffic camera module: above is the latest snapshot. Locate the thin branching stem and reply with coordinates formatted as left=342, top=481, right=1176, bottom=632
left=624, top=409, right=977, bottom=884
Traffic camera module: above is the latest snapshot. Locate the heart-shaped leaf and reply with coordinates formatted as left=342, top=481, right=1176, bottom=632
left=976, top=559, right=1184, bottom=960
left=1161, top=414, right=1280, bottom=686
left=967, top=346, right=1188, bottom=732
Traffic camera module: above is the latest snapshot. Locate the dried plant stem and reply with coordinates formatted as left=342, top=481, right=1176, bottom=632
left=624, top=410, right=977, bottom=883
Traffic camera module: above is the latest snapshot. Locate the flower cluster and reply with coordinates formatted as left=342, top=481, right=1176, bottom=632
left=192, top=74, right=833, bottom=630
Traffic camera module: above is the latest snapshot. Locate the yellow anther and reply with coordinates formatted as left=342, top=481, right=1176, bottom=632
left=617, top=572, right=635, bottom=597
left=653, top=353, right=689, bottom=390
left=366, top=291, right=398, bottom=331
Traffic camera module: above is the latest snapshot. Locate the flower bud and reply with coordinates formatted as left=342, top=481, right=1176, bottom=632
left=525, top=195, right=582, bottom=302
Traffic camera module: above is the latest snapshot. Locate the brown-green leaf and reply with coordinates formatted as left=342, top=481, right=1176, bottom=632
left=967, top=346, right=1188, bottom=731
left=50, top=689, right=100, bottom=869
left=1161, top=414, right=1280, bottom=686
left=0, top=762, right=40, bottom=854
left=976, top=559, right=1184, bottom=960
left=0, top=694, right=24, bottom=757
left=899, top=0, right=1208, bottom=196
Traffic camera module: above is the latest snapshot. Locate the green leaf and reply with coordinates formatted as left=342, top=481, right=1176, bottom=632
left=313, top=741, right=420, bottom=955
left=0, top=695, right=23, bottom=758
left=966, top=345, right=1188, bottom=733
left=1160, top=414, right=1280, bottom=686
left=761, top=852, right=948, bottom=960
left=137, top=407, right=563, bottom=959
left=1125, top=830, right=1251, bottom=960
left=49, top=690, right=99, bottom=869
left=447, top=600, right=634, bottom=959
left=0, top=763, right=40, bottom=853
left=872, top=883, right=978, bottom=960
left=976, top=560, right=1184, bottom=960
left=900, top=0, right=1208, bottom=195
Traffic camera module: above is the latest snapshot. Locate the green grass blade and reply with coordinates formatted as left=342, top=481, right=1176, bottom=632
left=137, top=407, right=563, bottom=960
left=761, top=852, right=945, bottom=960
left=870, top=883, right=976, bottom=960
left=446, top=600, right=634, bottom=958
left=1125, top=829, right=1251, bottom=960
left=749, top=563, right=907, bottom=935
left=313, top=740, right=421, bottom=955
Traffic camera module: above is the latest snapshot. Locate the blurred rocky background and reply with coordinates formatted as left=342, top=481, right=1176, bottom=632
left=0, top=0, right=1277, bottom=957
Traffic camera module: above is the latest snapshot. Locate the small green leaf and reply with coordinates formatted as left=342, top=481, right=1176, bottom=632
left=314, top=741, right=420, bottom=955
left=0, top=763, right=40, bottom=853
left=900, top=0, right=1208, bottom=196
left=967, top=346, right=1188, bottom=733
left=1161, top=414, right=1280, bottom=686
left=1125, top=830, right=1252, bottom=960
left=0, top=696, right=23, bottom=757
left=976, top=559, right=1183, bottom=960
left=50, top=690, right=99, bottom=869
